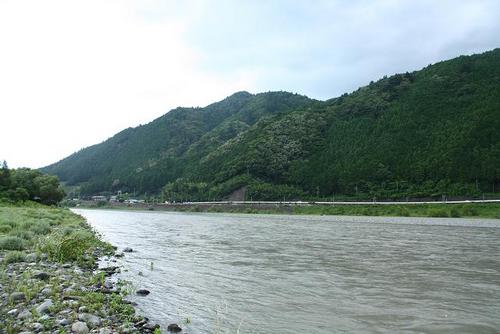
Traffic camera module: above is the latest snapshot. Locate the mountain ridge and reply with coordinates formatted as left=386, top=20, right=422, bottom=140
left=42, top=48, right=500, bottom=200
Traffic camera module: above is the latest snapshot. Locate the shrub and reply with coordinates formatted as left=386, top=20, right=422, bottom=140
left=0, top=236, right=24, bottom=250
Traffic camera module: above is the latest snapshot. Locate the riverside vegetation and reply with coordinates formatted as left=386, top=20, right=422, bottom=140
left=0, top=203, right=170, bottom=333
left=79, top=200, right=500, bottom=219
left=42, top=49, right=500, bottom=202
left=0, top=164, right=178, bottom=333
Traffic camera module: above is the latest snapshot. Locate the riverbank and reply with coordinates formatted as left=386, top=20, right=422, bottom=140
left=0, top=203, right=172, bottom=333
left=75, top=201, right=500, bottom=219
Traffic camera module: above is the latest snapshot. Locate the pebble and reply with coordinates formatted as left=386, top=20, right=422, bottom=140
left=71, top=321, right=89, bottom=334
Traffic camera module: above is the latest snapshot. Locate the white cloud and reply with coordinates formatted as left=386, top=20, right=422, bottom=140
left=1, top=0, right=499, bottom=168
left=0, top=0, right=254, bottom=168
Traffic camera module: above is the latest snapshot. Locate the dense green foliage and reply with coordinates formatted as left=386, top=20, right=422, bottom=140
left=0, top=162, right=65, bottom=205
left=43, top=49, right=500, bottom=200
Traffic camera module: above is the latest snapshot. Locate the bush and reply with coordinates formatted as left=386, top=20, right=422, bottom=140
left=0, top=236, right=24, bottom=250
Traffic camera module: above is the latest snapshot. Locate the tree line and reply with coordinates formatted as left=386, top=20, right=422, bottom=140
left=0, top=161, right=65, bottom=205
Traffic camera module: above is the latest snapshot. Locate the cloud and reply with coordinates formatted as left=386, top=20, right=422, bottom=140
left=1, top=0, right=499, bottom=168
left=0, top=0, right=255, bottom=168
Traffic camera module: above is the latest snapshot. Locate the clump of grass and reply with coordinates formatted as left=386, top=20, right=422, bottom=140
left=39, top=230, right=94, bottom=264
left=0, top=236, right=25, bottom=250
left=3, top=250, right=26, bottom=263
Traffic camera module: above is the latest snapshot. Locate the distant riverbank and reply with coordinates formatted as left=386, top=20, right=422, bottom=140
left=72, top=200, right=500, bottom=219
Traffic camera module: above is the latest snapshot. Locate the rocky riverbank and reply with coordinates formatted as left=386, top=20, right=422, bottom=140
left=0, top=204, right=182, bottom=334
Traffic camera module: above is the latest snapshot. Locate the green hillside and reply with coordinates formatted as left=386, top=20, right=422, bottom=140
left=42, top=49, right=500, bottom=200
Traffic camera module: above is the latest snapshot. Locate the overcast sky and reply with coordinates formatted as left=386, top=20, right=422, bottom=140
left=1, top=0, right=499, bottom=168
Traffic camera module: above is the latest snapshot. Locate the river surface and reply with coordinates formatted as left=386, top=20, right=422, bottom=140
left=73, top=209, right=500, bottom=333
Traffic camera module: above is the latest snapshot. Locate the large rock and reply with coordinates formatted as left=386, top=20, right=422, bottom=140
left=71, top=321, right=89, bottom=334
left=78, top=313, right=102, bottom=328
left=35, top=299, right=53, bottom=314
left=17, top=309, right=33, bottom=319
left=32, top=271, right=50, bottom=280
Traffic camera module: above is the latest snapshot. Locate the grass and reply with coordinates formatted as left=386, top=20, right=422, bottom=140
left=0, top=203, right=112, bottom=267
left=0, top=203, right=146, bottom=333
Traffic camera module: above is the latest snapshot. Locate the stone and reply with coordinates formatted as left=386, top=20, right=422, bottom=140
left=18, top=309, right=33, bottom=319
left=33, top=271, right=50, bottom=280
left=136, top=289, right=150, bottom=296
left=7, top=308, right=19, bottom=316
left=78, top=306, right=88, bottom=313
left=40, top=287, right=53, bottom=296
left=32, top=322, right=43, bottom=332
left=57, top=318, right=70, bottom=326
left=25, top=253, right=38, bottom=262
left=71, top=321, right=89, bottom=334
left=123, top=247, right=133, bottom=252
left=10, top=291, right=26, bottom=302
left=36, top=299, right=53, bottom=314
left=167, top=323, right=182, bottom=332
left=99, top=328, right=112, bottom=334
left=78, top=313, right=102, bottom=328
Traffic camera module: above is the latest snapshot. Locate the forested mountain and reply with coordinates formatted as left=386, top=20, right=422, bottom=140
left=42, top=49, right=500, bottom=200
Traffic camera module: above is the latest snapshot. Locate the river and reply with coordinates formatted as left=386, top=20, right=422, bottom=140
left=73, top=209, right=500, bottom=333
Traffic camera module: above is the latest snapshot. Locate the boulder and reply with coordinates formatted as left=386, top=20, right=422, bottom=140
left=136, top=289, right=150, bottom=296
left=71, top=321, right=89, bottom=334
left=167, top=323, right=182, bottom=332
left=36, top=299, right=53, bottom=314
left=33, top=271, right=50, bottom=280
left=78, top=313, right=102, bottom=328
left=10, top=291, right=26, bottom=302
